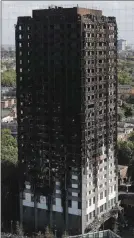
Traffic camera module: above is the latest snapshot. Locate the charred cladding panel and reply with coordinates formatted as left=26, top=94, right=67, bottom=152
left=16, top=17, right=34, bottom=184
left=16, top=9, right=83, bottom=234
left=31, top=10, right=82, bottom=180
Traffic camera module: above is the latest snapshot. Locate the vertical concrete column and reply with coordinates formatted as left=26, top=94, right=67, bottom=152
left=65, top=190, right=68, bottom=232
left=106, top=156, right=110, bottom=211
left=81, top=168, right=87, bottom=235
left=95, top=184, right=98, bottom=217
left=19, top=191, right=23, bottom=226
left=34, top=195, right=38, bottom=232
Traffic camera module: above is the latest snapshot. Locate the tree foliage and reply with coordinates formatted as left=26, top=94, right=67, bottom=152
left=1, top=129, right=19, bottom=230
left=117, top=111, right=124, bottom=121
left=126, top=95, right=134, bottom=104
left=128, top=131, right=134, bottom=142
left=1, top=129, right=18, bottom=166
left=127, top=156, right=134, bottom=182
left=124, top=106, right=133, bottom=118
left=121, top=103, right=133, bottom=118
left=1, top=69, right=16, bottom=87
left=2, top=48, right=15, bottom=58
left=118, top=71, right=132, bottom=85
left=118, top=59, right=133, bottom=85
left=2, top=60, right=15, bottom=70
left=117, top=140, right=134, bottom=165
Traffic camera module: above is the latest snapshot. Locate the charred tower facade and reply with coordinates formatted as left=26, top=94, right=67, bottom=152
left=16, top=6, right=118, bottom=236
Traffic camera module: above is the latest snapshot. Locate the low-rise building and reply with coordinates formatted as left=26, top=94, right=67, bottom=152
left=118, top=84, right=133, bottom=99
left=1, top=87, right=13, bottom=95
left=1, top=98, right=16, bottom=109
left=118, top=39, right=127, bottom=51
left=1, top=105, right=17, bottom=122
left=117, top=122, right=134, bottom=141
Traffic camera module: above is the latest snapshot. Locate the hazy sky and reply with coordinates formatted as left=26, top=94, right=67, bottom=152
left=2, top=1, right=134, bottom=46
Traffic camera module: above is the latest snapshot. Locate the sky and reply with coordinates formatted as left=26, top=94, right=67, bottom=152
left=2, top=1, right=134, bottom=46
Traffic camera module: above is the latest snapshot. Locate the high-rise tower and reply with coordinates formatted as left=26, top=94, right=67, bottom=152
left=16, top=6, right=118, bottom=235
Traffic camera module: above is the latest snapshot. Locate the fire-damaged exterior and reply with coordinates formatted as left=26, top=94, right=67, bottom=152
left=16, top=6, right=118, bottom=236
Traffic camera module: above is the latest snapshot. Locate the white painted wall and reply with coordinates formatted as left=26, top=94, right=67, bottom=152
left=53, top=205, right=63, bottom=213
left=72, top=184, right=78, bottom=188
left=56, top=181, right=60, bottom=185
left=26, top=184, right=31, bottom=189
left=98, top=198, right=106, bottom=207
left=56, top=198, right=61, bottom=206
left=40, top=196, right=46, bottom=204
left=72, top=201, right=78, bottom=209
left=25, top=193, right=31, bottom=202
left=37, top=203, right=48, bottom=210
left=109, top=191, right=116, bottom=200
left=72, top=192, right=78, bottom=197
left=72, top=175, right=78, bottom=180
left=2, top=116, right=14, bottom=122
left=23, top=200, right=34, bottom=207
left=86, top=204, right=95, bottom=214
left=53, top=198, right=63, bottom=212
left=68, top=208, right=81, bottom=216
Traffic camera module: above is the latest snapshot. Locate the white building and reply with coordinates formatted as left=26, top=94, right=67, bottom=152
left=118, top=39, right=127, bottom=51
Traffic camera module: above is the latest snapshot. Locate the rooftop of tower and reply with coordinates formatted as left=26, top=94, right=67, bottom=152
left=32, top=6, right=102, bottom=18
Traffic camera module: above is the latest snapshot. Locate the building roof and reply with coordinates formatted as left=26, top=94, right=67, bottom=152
left=118, top=39, right=127, bottom=42
left=118, top=128, right=125, bottom=133
left=130, top=89, right=134, bottom=95
left=117, top=122, right=125, bottom=128
left=32, top=6, right=102, bottom=19
left=1, top=108, right=11, bottom=118
left=118, top=84, right=132, bottom=89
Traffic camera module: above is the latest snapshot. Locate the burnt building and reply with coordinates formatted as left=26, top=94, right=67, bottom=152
left=16, top=6, right=118, bottom=236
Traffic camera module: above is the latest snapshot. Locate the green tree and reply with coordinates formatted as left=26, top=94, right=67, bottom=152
left=1, top=69, right=16, bottom=87
left=128, top=131, right=134, bottom=142
left=1, top=129, right=18, bottom=167
left=127, top=157, right=134, bottom=182
left=126, top=95, right=134, bottom=104
left=124, top=105, right=133, bottom=118
left=117, top=140, right=133, bottom=165
left=1, top=129, right=18, bottom=230
left=118, top=111, right=124, bottom=121
left=118, top=70, right=132, bottom=85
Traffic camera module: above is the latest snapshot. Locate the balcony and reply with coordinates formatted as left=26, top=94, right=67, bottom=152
left=96, top=38, right=106, bottom=42
left=96, top=46, right=107, bottom=51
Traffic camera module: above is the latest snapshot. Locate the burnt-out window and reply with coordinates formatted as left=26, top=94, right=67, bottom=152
left=68, top=200, right=72, bottom=208
left=78, top=202, right=81, bottom=209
